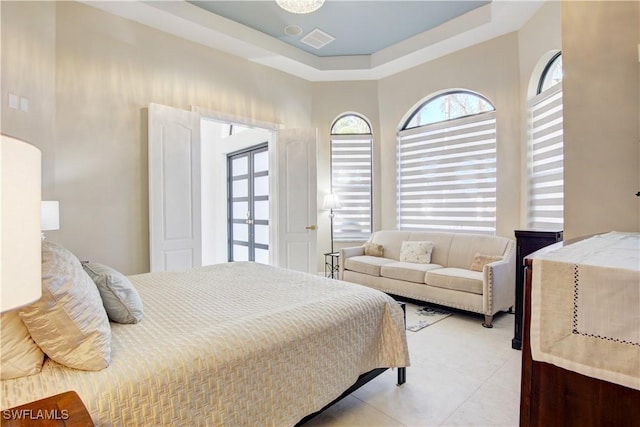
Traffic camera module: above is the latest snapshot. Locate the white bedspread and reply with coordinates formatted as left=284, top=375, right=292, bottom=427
left=1, top=262, right=410, bottom=425
left=530, top=232, right=640, bottom=390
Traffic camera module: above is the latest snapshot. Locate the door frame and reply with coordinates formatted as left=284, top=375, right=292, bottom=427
left=193, top=106, right=281, bottom=267
left=226, top=142, right=269, bottom=262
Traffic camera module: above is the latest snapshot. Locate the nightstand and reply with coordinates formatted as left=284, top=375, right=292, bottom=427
left=324, top=251, right=340, bottom=279
left=1, top=391, right=93, bottom=427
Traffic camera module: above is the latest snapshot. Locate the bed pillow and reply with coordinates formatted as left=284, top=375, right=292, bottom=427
left=82, top=262, right=144, bottom=324
left=470, top=253, right=503, bottom=272
left=19, top=241, right=111, bottom=371
left=0, top=311, right=45, bottom=379
left=364, top=242, right=384, bottom=257
left=399, top=241, right=434, bottom=264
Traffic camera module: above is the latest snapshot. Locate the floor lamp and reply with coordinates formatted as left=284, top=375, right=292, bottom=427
left=323, top=194, right=341, bottom=254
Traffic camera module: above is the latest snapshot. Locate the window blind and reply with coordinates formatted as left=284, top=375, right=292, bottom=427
left=331, top=134, right=372, bottom=241
left=527, top=85, right=563, bottom=230
left=397, top=111, right=496, bottom=234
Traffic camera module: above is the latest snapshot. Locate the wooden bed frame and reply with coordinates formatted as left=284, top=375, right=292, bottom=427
left=519, top=241, right=640, bottom=427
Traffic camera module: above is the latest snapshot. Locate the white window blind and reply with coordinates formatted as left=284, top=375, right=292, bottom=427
left=331, top=134, right=372, bottom=241
left=527, top=85, right=564, bottom=230
left=397, top=111, right=497, bottom=234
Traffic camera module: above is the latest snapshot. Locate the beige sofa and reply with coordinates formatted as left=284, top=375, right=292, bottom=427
left=339, top=230, right=515, bottom=327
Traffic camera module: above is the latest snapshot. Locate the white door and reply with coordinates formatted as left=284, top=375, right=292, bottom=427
left=277, top=129, right=317, bottom=273
left=148, top=103, right=202, bottom=272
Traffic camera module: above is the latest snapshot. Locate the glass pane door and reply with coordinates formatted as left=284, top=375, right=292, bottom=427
left=228, top=143, right=269, bottom=262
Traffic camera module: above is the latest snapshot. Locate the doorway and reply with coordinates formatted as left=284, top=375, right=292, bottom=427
left=148, top=103, right=318, bottom=272
left=227, top=143, right=269, bottom=263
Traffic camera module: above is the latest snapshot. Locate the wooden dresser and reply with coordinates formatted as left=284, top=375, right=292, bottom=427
left=519, top=240, right=640, bottom=427
left=1, top=391, right=93, bottom=427
left=512, top=230, right=563, bottom=350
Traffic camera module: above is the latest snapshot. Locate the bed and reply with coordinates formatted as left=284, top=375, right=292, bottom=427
left=1, top=245, right=410, bottom=426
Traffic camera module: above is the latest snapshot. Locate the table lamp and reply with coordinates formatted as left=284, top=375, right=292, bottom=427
left=41, top=201, right=60, bottom=240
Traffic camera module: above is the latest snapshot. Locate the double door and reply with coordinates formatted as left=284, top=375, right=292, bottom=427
left=228, top=143, right=269, bottom=263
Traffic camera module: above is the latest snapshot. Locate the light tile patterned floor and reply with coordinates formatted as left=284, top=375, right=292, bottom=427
left=303, top=306, right=521, bottom=427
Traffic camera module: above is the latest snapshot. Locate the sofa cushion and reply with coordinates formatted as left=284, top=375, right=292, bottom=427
left=364, top=242, right=384, bottom=257
left=470, top=253, right=503, bottom=272
left=426, top=268, right=484, bottom=295
left=447, top=234, right=509, bottom=269
left=369, top=231, right=412, bottom=260
left=407, top=232, right=454, bottom=267
left=381, top=262, right=443, bottom=284
left=399, top=241, right=434, bottom=264
left=344, top=255, right=396, bottom=277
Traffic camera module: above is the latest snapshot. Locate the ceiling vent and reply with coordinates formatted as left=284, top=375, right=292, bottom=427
left=284, top=25, right=302, bottom=37
left=300, top=28, right=335, bottom=50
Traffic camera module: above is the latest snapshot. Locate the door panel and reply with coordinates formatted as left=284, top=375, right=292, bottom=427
left=148, top=103, right=201, bottom=272
left=277, top=129, right=317, bottom=273
left=228, top=143, right=269, bottom=262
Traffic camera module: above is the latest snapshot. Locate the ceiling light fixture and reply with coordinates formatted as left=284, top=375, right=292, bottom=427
left=276, top=0, right=324, bottom=14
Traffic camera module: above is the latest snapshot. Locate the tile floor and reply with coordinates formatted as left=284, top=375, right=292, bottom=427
left=304, top=305, right=522, bottom=427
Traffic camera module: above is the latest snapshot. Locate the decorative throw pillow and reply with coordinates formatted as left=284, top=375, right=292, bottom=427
left=470, top=253, right=503, bottom=272
left=364, top=242, right=384, bottom=257
left=0, top=311, right=45, bottom=380
left=399, top=241, right=434, bottom=264
left=82, top=261, right=144, bottom=324
left=19, top=241, right=111, bottom=371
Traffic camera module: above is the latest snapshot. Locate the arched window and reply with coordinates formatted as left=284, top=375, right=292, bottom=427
left=397, top=91, right=497, bottom=234
left=538, top=52, right=563, bottom=94
left=528, top=52, right=564, bottom=230
left=330, top=114, right=373, bottom=241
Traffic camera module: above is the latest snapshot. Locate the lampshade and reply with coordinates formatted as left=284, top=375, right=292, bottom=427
left=41, top=201, right=60, bottom=231
left=323, top=194, right=341, bottom=210
left=1, top=135, right=42, bottom=312
left=276, top=0, right=324, bottom=14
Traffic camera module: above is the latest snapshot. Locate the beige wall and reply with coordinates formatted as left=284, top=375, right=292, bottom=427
left=1, top=1, right=56, bottom=196
left=3, top=1, right=638, bottom=274
left=376, top=32, right=523, bottom=238
left=311, top=80, right=379, bottom=270
left=2, top=1, right=313, bottom=274
left=517, top=1, right=562, bottom=227
left=562, top=1, right=640, bottom=238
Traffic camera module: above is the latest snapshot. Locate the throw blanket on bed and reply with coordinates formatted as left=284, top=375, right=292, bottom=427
left=1, top=262, right=410, bottom=426
left=530, top=232, right=640, bottom=391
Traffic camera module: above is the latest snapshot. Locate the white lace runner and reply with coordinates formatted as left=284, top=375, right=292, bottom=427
left=530, top=232, right=640, bottom=390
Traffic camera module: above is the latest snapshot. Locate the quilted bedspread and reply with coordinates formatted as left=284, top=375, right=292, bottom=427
left=1, top=262, right=410, bottom=426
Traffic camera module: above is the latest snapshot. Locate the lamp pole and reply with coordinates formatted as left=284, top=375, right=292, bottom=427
left=329, top=207, right=335, bottom=254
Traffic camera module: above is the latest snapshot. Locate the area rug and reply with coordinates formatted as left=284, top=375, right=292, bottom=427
left=404, top=302, right=452, bottom=332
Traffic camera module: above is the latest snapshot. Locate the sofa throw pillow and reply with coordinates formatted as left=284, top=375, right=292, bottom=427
left=399, top=241, right=434, bottom=264
left=82, top=262, right=144, bottom=324
left=19, top=241, right=111, bottom=371
left=470, top=253, right=503, bottom=272
left=0, top=311, right=45, bottom=380
left=364, top=242, right=384, bottom=257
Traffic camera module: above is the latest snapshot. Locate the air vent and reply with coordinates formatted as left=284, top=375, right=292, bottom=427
left=284, top=25, right=302, bottom=37
left=300, top=28, right=335, bottom=50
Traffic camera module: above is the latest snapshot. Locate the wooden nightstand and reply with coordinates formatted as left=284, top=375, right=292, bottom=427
left=1, top=391, right=93, bottom=427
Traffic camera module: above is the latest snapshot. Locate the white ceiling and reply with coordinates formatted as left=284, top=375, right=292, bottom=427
left=83, top=0, right=545, bottom=82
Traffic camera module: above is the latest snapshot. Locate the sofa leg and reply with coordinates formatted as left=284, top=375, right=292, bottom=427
left=482, top=315, right=494, bottom=328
